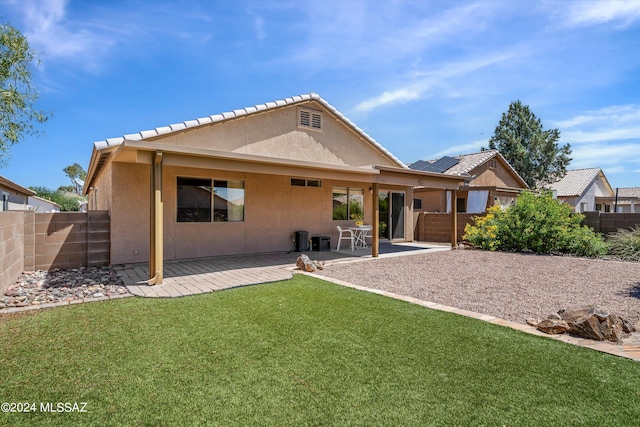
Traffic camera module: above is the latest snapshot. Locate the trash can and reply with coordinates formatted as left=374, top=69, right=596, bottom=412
left=295, top=231, right=309, bottom=252
left=312, top=236, right=331, bottom=252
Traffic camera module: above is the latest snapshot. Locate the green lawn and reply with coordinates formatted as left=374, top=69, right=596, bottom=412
left=2, top=275, right=640, bottom=426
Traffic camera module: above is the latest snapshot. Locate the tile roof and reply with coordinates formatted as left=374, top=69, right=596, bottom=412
left=617, top=187, right=640, bottom=198
left=409, top=150, right=528, bottom=188
left=93, top=93, right=406, bottom=169
left=549, top=168, right=602, bottom=197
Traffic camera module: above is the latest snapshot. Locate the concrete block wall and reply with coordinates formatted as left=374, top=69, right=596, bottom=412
left=583, top=212, right=640, bottom=236
left=31, top=211, right=110, bottom=270
left=1, top=211, right=110, bottom=295
left=0, top=212, right=25, bottom=295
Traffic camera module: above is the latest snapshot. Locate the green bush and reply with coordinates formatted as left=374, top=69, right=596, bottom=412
left=607, top=225, right=640, bottom=261
left=463, top=192, right=608, bottom=257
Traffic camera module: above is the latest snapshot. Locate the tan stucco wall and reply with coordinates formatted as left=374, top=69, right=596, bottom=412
left=107, top=162, right=415, bottom=264
left=413, top=189, right=446, bottom=212
left=149, top=101, right=398, bottom=169
left=110, top=162, right=150, bottom=264
left=471, top=161, right=522, bottom=188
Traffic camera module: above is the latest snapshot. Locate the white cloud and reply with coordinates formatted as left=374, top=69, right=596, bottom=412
left=354, top=53, right=515, bottom=113
left=570, top=142, right=640, bottom=169
left=430, top=140, right=486, bottom=159
left=565, top=0, right=640, bottom=27
left=550, top=106, right=640, bottom=159
left=551, top=104, right=640, bottom=129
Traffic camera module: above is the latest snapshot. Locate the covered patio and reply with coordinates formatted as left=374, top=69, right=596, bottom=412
left=120, top=241, right=450, bottom=298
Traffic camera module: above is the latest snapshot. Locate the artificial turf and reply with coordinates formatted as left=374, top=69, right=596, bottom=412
left=1, top=274, right=640, bottom=426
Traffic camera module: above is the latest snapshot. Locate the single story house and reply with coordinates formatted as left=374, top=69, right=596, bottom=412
left=549, top=168, right=614, bottom=213
left=27, top=195, right=61, bottom=212
left=0, top=175, right=35, bottom=211
left=83, top=93, right=464, bottom=284
left=597, top=187, right=639, bottom=213
left=409, top=150, right=529, bottom=214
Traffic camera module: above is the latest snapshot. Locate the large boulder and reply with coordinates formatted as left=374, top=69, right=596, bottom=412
left=558, top=306, right=636, bottom=342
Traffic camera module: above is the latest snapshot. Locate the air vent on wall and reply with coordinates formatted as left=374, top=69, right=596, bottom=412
left=298, top=108, right=322, bottom=131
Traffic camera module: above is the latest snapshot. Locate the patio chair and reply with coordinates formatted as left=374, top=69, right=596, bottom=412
left=336, top=226, right=355, bottom=251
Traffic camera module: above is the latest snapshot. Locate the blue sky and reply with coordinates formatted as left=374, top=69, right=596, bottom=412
left=1, top=0, right=640, bottom=190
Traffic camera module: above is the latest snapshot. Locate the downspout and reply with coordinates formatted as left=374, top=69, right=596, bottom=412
left=147, top=151, right=164, bottom=285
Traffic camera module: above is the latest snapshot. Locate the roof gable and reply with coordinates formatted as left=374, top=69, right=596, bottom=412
left=550, top=168, right=614, bottom=197
left=409, top=150, right=528, bottom=188
left=93, top=93, right=406, bottom=169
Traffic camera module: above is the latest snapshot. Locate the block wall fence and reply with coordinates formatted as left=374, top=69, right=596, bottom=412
left=0, top=211, right=110, bottom=295
left=583, top=212, right=640, bottom=235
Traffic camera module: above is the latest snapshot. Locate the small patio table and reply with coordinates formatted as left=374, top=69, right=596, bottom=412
left=348, top=225, right=372, bottom=250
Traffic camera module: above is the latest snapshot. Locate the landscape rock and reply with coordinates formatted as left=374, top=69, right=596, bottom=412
left=1, top=267, right=130, bottom=310
left=558, top=306, right=636, bottom=342
left=295, top=254, right=324, bottom=272
left=526, top=318, right=540, bottom=327
left=536, top=318, right=571, bottom=334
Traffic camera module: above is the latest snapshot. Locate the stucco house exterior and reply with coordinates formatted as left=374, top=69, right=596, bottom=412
left=409, top=150, right=529, bottom=214
left=549, top=168, right=615, bottom=213
left=27, top=195, right=61, bottom=212
left=614, top=188, right=640, bottom=213
left=594, top=187, right=639, bottom=213
left=0, top=175, right=35, bottom=211
left=83, top=93, right=463, bottom=284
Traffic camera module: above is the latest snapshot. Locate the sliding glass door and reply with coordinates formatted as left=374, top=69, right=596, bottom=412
left=378, top=191, right=405, bottom=241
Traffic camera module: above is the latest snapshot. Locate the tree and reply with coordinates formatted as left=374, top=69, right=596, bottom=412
left=29, top=185, right=83, bottom=211
left=63, top=162, right=87, bottom=194
left=484, top=100, right=571, bottom=188
left=0, top=23, right=49, bottom=165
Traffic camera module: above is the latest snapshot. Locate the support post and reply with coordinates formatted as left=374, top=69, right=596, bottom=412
left=450, top=189, right=458, bottom=248
left=148, top=152, right=163, bottom=285
left=372, top=183, right=379, bottom=257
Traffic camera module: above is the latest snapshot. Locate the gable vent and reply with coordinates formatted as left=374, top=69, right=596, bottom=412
left=298, top=108, right=323, bottom=131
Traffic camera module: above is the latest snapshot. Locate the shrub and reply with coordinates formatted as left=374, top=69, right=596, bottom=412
left=607, top=226, right=640, bottom=261
left=463, top=191, right=608, bottom=257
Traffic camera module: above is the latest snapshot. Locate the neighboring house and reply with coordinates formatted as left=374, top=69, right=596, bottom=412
left=598, top=187, right=640, bottom=213
left=27, top=195, right=61, bottom=212
left=549, top=168, right=614, bottom=213
left=83, top=93, right=463, bottom=283
left=0, top=175, right=35, bottom=211
left=409, top=150, right=529, bottom=213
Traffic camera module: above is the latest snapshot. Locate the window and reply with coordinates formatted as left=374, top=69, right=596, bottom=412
left=298, top=108, right=323, bottom=131
left=177, top=177, right=212, bottom=222
left=413, top=198, right=422, bottom=210
left=604, top=204, right=611, bottom=213
left=489, top=159, right=497, bottom=169
left=332, top=187, right=364, bottom=220
left=291, top=178, right=322, bottom=187
left=595, top=203, right=602, bottom=212
left=177, top=177, right=244, bottom=222
left=214, top=180, right=245, bottom=222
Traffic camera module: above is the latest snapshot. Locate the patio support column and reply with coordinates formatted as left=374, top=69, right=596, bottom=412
left=147, top=151, right=164, bottom=285
left=372, top=183, right=379, bottom=257
left=450, top=189, right=457, bottom=248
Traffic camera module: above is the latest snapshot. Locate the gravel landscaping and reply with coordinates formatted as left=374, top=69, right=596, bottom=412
left=314, top=249, right=640, bottom=326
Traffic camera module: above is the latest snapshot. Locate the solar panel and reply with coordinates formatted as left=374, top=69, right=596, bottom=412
left=427, top=156, right=460, bottom=173
left=409, top=156, right=460, bottom=173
